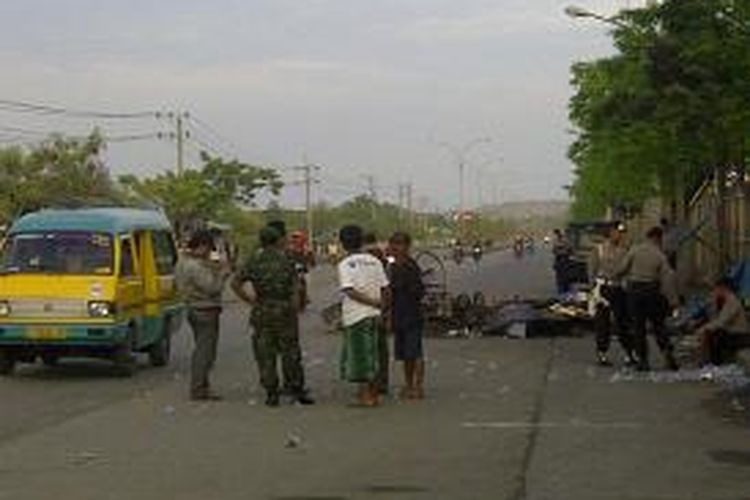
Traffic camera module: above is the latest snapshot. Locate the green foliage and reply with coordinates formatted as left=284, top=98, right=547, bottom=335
left=0, top=131, right=121, bottom=224
left=569, top=0, right=750, bottom=219
left=120, top=153, right=281, bottom=236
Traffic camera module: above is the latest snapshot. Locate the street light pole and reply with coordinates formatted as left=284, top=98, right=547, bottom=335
left=564, top=5, right=630, bottom=29
left=439, top=137, right=492, bottom=212
left=439, top=137, right=492, bottom=240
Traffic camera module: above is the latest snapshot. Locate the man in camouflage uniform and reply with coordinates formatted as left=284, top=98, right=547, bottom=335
left=231, top=227, right=314, bottom=407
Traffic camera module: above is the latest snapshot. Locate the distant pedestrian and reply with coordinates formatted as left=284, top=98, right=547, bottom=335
left=231, top=227, right=314, bottom=407
left=175, top=230, right=231, bottom=401
left=697, top=278, right=750, bottom=366
left=387, top=232, right=426, bottom=399
left=338, top=225, right=389, bottom=407
left=589, top=223, right=635, bottom=367
left=615, top=226, right=679, bottom=372
left=288, top=230, right=316, bottom=310
left=552, top=229, right=573, bottom=294
left=363, top=231, right=390, bottom=395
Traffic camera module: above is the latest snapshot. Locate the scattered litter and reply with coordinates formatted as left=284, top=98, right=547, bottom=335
left=68, top=451, right=103, bottom=467
left=162, top=405, right=176, bottom=416
left=496, top=385, right=511, bottom=396
left=730, top=398, right=745, bottom=413
left=609, top=364, right=750, bottom=388
left=585, top=367, right=597, bottom=379
left=487, top=361, right=499, bottom=371
left=285, top=431, right=303, bottom=449
left=430, top=360, right=440, bottom=370
left=466, top=360, right=479, bottom=366
left=507, top=323, right=527, bottom=339
left=247, top=399, right=258, bottom=407
left=547, top=371, right=559, bottom=382
left=464, top=367, right=476, bottom=376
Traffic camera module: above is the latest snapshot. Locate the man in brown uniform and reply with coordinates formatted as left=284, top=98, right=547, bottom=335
left=589, top=223, right=634, bottom=366
left=615, top=226, right=679, bottom=372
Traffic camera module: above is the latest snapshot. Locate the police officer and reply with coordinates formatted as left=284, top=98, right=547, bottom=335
left=231, top=227, right=314, bottom=407
left=590, top=223, right=635, bottom=366
left=615, top=226, right=679, bottom=372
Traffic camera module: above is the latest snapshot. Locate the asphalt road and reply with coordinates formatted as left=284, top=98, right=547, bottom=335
left=1, top=249, right=749, bottom=500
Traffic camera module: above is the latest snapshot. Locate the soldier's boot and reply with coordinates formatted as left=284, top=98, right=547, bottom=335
left=663, top=351, right=679, bottom=372
left=292, top=389, right=315, bottom=406
left=265, top=391, right=280, bottom=407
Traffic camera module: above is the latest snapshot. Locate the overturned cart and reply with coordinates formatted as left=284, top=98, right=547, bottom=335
left=416, top=250, right=596, bottom=338
left=321, top=250, right=596, bottom=338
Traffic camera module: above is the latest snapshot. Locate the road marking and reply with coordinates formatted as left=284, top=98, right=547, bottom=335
left=461, top=421, right=641, bottom=430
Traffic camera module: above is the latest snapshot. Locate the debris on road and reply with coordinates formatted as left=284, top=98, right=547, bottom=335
left=285, top=431, right=303, bottom=449
left=67, top=450, right=104, bottom=467
left=609, top=364, right=750, bottom=388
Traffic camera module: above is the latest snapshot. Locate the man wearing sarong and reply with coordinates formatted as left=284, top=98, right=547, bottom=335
left=338, top=225, right=389, bottom=407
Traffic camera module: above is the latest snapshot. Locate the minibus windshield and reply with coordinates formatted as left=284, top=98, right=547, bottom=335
left=2, top=232, right=113, bottom=275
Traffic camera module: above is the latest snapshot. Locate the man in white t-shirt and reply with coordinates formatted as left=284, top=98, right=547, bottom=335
left=337, top=224, right=389, bottom=407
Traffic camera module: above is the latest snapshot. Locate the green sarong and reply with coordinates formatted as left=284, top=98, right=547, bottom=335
left=340, top=317, right=380, bottom=383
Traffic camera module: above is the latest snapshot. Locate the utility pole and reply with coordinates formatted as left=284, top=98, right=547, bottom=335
left=294, top=164, right=321, bottom=244
left=398, top=183, right=405, bottom=225
left=165, top=111, right=189, bottom=175
left=365, top=175, right=377, bottom=223
left=406, top=182, right=413, bottom=230
left=459, top=161, right=466, bottom=215
left=176, top=114, right=185, bottom=176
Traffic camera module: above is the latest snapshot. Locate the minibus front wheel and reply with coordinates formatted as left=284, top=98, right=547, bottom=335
left=0, top=350, right=16, bottom=376
left=112, top=327, right=137, bottom=377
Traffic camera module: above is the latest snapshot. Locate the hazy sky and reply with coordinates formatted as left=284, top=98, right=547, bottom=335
left=0, top=0, right=632, bottom=210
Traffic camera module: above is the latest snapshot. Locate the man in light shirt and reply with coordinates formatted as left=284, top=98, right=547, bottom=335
left=337, top=225, right=389, bottom=407
left=175, top=230, right=231, bottom=401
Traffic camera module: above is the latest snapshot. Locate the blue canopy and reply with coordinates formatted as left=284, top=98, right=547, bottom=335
left=10, top=208, right=172, bottom=235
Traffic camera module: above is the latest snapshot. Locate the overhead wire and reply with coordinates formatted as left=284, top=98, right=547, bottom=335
left=0, top=98, right=157, bottom=119
left=187, top=114, right=240, bottom=156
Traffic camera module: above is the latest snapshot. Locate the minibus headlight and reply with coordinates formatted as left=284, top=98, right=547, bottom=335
left=0, top=301, right=10, bottom=317
left=88, top=301, right=115, bottom=318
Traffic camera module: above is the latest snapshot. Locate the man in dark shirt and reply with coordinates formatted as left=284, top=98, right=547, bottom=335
left=387, top=232, right=426, bottom=399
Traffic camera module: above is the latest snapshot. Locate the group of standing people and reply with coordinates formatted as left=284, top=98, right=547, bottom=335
left=339, top=226, right=426, bottom=406
left=590, top=223, right=749, bottom=372
left=175, top=221, right=426, bottom=408
left=590, top=225, right=678, bottom=371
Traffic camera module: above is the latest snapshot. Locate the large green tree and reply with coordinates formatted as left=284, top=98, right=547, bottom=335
left=0, top=131, right=120, bottom=223
left=569, top=0, right=750, bottom=219
left=119, top=152, right=281, bottom=236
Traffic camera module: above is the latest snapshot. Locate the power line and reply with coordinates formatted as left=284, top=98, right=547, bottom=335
left=0, top=98, right=156, bottom=119
left=187, top=115, right=240, bottom=156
